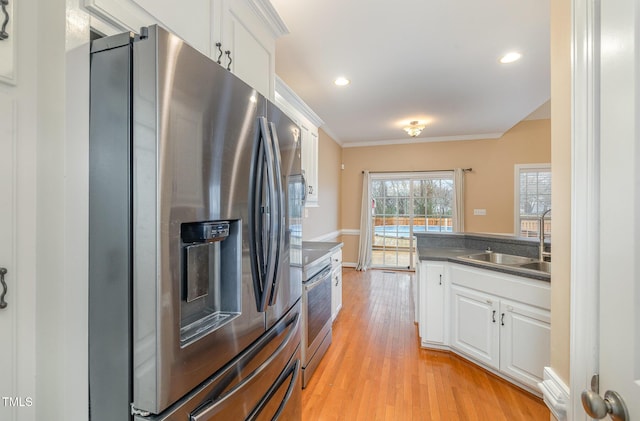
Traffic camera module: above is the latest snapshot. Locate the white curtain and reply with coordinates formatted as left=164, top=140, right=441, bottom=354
left=452, top=168, right=465, bottom=232
left=356, top=171, right=372, bottom=271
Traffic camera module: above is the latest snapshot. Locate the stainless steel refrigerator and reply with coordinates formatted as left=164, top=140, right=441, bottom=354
left=88, top=25, right=304, bottom=421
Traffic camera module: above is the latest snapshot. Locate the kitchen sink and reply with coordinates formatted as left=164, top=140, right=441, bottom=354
left=518, top=261, right=551, bottom=273
left=457, top=252, right=550, bottom=274
left=461, top=252, right=537, bottom=266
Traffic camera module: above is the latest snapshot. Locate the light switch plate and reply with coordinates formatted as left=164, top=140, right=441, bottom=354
left=473, top=209, right=487, bottom=216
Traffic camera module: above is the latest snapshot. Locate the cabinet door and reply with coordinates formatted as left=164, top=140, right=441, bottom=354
left=413, top=258, right=420, bottom=324
left=133, top=0, right=211, bottom=54
left=450, top=285, right=500, bottom=370
left=220, top=0, right=276, bottom=98
left=330, top=249, right=342, bottom=321
left=300, top=125, right=318, bottom=206
left=84, top=0, right=212, bottom=54
left=499, top=300, right=550, bottom=390
left=331, top=267, right=342, bottom=321
left=419, top=263, right=446, bottom=345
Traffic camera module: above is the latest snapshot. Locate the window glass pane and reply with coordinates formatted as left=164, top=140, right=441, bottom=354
left=413, top=198, right=426, bottom=216
left=516, top=167, right=551, bottom=238
left=384, top=198, right=396, bottom=215
left=397, top=198, right=409, bottom=216
left=371, top=174, right=453, bottom=268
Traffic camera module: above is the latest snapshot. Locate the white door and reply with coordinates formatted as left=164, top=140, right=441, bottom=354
left=0, top=94, right=18, bottom=418
left=593, top=0, right=640, bottom=417
left=578, top=0, right=640, bottom=418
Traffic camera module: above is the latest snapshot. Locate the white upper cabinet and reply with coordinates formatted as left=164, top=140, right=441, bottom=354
left=83, top=0, right=287, bottom=99
left=216, top=0, right=287, bottom=99
left=275, top=76, right=323, bottom=207
left=83, top=0, right=212, bottom=54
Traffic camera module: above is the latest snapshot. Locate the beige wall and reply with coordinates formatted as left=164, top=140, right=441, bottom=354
left=550, top=0, right=571, bottom=385
left=303, top=128, right=342, bottom=241
left=340, top=119, right=551, bottom=264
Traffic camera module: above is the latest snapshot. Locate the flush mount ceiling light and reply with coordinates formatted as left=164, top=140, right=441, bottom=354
left=403, top=121, right=426, bottom=137
left=500, top=52, right=522, bottom=64
left=334, top=76, right=350, bottom=86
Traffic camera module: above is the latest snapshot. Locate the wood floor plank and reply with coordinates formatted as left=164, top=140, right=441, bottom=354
left=301, top=268, right=550, bottom=420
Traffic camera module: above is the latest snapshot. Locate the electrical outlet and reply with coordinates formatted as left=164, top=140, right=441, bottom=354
left=473, top=209, right=487, bottom=216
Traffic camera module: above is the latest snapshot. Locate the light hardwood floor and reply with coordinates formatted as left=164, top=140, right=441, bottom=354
left=301, top=268, right=550, bottom=421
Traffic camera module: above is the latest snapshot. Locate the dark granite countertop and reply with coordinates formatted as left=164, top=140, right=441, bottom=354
left=418, top=246, right=551, bottom=282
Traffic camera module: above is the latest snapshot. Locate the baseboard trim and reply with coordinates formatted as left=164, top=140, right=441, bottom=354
left=538, top=367, right=570, bottom=421
left=341, top=229, right=360, bottom=236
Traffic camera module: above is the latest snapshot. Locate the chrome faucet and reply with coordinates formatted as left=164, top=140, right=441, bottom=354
left=539, top=208, right=551, bottom=261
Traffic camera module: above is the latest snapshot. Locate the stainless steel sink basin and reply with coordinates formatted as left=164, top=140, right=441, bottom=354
left=518, top=261, right=551, bottom=273
left=461, top=252, right=537, bottom=266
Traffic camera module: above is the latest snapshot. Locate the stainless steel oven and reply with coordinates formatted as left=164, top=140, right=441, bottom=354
left=301, top=259, right=332, bottom=387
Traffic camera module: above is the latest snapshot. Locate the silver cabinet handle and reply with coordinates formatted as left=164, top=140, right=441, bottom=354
left=0, top=267, right=7, bottom=309
left=215, top=42, right=223, bottom=64
left=225, top=50, right=232, bottom=71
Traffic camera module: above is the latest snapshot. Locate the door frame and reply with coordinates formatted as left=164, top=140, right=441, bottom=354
left=369, top=171, right=454, bottom=270
left=570, top=0, right=600, bottom=418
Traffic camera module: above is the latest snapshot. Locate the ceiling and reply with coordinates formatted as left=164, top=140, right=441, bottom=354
left=270, top=0, right=550, bottom=147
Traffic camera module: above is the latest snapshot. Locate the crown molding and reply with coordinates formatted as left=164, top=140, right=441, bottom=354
left=275, top=76, right=324, bottom=127
left=247, top=0, right=289, bottom=38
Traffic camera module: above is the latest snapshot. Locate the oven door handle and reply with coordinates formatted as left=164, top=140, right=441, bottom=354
left=304, top=266, right=332, bottom=292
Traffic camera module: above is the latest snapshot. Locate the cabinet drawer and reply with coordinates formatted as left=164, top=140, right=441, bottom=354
left=449, top=264, right=550, bottom=310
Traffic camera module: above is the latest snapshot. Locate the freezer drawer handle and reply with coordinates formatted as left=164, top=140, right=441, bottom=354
left=0, top=267, right=7, bottom=309
left=189, top=311, right=300, bottom=421
left=247, top=358, right=301, bottom=421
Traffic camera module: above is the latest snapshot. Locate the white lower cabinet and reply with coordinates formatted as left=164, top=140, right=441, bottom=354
left=498, top=299, right=551, bottom=389
left=417, top=261, right=447, bottom=347
left=330, top=248, right=343, bottom=321
left=419, top=262, right=550, bottom=394
left=450, top=285, right=500, bottom=369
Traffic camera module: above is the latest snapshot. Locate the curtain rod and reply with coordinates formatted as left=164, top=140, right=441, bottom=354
left=361, top=168, right=472, bottom=174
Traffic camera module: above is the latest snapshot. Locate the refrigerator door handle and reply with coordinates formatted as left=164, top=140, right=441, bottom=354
left=267, top=122, right=285, bottom=306
left=250, top=117, right=278, bottom=312
left=261, top=117, right=279, bottom=311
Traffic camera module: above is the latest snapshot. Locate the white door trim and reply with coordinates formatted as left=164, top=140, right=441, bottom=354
left=569, top=0, right=600, bottom=419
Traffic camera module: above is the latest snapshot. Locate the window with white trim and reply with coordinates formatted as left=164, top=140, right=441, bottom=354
left=515, top=164, right=551, bottom=238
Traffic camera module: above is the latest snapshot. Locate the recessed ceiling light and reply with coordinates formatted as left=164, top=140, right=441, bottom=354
left=500, top=52, right=522, bottom=64
left=334, top=77, right=350, bottom=86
